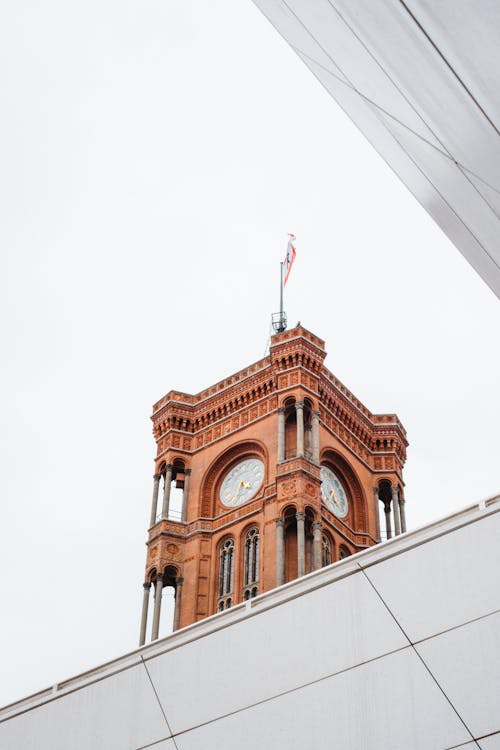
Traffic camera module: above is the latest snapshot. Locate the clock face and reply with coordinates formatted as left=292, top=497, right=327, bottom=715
left=320, top=466, right=348, bottom=518
left=220, top=459, right=264, bottom=507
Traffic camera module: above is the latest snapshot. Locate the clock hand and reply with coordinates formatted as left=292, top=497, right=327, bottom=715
left=232, top=480, right=243, bottom=504
left=329, top=488, right=340, bottom=505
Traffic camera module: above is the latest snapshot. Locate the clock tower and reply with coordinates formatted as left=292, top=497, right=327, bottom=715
left=138, top=325, right=407, bottom=644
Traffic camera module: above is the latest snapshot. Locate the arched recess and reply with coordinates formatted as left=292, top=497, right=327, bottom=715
left=147, top=566, right=158, bottom=585
left=303, top=398, right=313, bottom=460
left=339, top=544, right=351, bottom=560
left=153, top=458, right=190, bottom=522
left=283, top=397, right=296, bottom=459
left=169, top=459, right=186, bottom=521
left=154, top=463, right=167, bottom=524
left=282, top=504, right=298, bottom=583
left=157, top=565, right=181, bottom=636
left=322, top=530, right=334, bottom=567
left=320, top=449, right=367, bottom=532
left=378, top=478, right=393, bottom=540
left=281, top=504, right=316, bottom=581
left=200, top=440, right=268, bottom=517
left=304, top=505, right=315, bottom=574
left=146, top=565, right=183, bottom=640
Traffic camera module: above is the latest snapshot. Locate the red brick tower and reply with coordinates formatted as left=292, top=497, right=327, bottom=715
left=138, top=325, right=407, bottom=644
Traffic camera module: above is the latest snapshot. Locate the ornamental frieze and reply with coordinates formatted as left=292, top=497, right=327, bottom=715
left=278, top=479, right=297, bottom=498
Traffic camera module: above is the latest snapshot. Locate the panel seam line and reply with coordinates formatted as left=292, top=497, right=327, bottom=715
left=140, top=656, right=179, bottom=750
left=356, top=563, right=480, bottom=748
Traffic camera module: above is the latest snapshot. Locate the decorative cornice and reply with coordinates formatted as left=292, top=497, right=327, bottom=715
left=155, top=396, right=279, bottom=458
left=151, top=328, right=407, bottom=470
left=152, top=358, right=272, bottom=416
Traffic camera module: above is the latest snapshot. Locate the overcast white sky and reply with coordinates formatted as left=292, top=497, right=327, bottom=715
left=1, top=0, right=499, bottom=708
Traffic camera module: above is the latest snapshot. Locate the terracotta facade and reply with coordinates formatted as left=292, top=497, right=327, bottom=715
left=139, top=326, right=407, bottom=642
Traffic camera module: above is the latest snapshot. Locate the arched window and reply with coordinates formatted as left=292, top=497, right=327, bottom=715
left=322, top=534, right=332, bottom=567
left=243, top=528, right=259, bottom=599
left=339, top=544, right=351, bottom=560
left=218, top=538, right=234, bottom=611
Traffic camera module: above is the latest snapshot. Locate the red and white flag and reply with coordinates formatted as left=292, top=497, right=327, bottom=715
left=283, top=233, right=296, bottom=285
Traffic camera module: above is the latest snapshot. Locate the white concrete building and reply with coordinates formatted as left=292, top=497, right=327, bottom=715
left=1, top=494, right=499, bottom=749
left=252, top=0, right=500, bottom=299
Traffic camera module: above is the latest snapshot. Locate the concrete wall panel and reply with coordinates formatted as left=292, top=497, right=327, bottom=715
left=0, top=664, right=168, bottom=750
left=366, top=512, right=500, bottom=641
left=417, top=611, right=500, bottom=739
left=2, top=500, right=499, bottom=750
left=146, top=570, right=407, bottom=733
left=174, top=649, right=467, bottom=750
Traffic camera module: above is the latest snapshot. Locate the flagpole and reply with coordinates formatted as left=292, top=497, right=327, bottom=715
left=279, top=261, right=284, bottom=324
left=272, top=239, right=293, bottom=335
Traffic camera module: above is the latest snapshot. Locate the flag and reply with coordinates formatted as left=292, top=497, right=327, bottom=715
left=283, top=233, right=296, bottom=285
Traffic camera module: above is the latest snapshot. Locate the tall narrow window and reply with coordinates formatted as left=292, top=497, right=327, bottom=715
left=339, top=544, right=351, bottom=560
left=322, top=534, right=332, bottom=567
left=218, top=538, right=234, bottom=611
left=243, top=528, right=259, bottom=600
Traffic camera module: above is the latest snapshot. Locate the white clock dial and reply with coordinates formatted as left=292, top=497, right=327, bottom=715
left=220, top=459, right=264, bottom=507
left=320, top=466, right=348, bottom=518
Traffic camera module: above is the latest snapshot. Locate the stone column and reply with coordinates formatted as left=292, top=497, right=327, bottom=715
left=149, top=475, right=161, bottom=528
left=392, top=485, right=401, bottom=536
left=304, top=425, right=312, bottom=459
left=312, top=520, right=322, bottom=570
left=311, top=410, right=320, bottom=464
left=173, top=577, right=183, bottom=631
left=373, top=486, right=381, bottom=542
left=296, top=511, right=306, bottom=577
left=296, top=401, right=304, bottom=457
left=384, top=502, right=392, bottom=540
left=276, top=518, right=285, bottom=587
left=139, top=582, right=151, bottom=646
left=277, top=408, right=285, bottom=462
left=399, top=495, right=407, bottom=533
left=161, top=465, right=173, bottom=519
left=181, top=470, right=191, bottom=523
left=151, top=575, right=163, bottom=641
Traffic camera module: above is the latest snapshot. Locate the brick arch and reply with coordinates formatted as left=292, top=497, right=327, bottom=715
left=377, top=476, right=394, bottom=488
left=281, top=503, right=298, bottom=520
left=239, top=521, right=260, bottom=541
left=304, top=504, right=316, bottom=520
left=163, top=565, right=180, bottom=588
left=320, top=449, right=367, bottom=532
left=200, top=439, right=268, bottom=517
left=339, top=543, right=352, bottom=559
left=322, top=528, right=335, bottom=560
